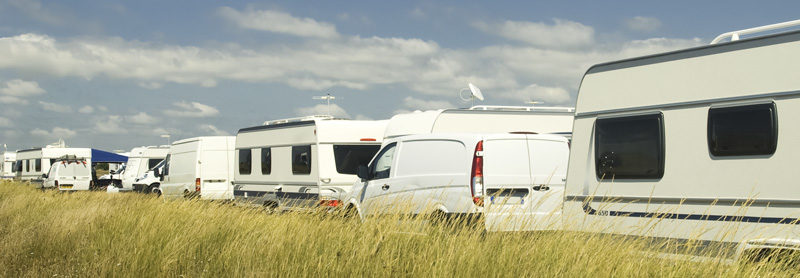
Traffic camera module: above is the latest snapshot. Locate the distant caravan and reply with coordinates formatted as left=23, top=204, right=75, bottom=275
left=564, top=20, right=800, bottom=260
left=15, top=147, right=92, bottom=185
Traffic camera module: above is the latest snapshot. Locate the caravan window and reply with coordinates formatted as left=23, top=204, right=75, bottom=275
left=261, top=148, right=271, bottom=175
left=292, top=146, right=312, bottom=175
left=25, top=160, right=29, bottom=172
left=333, top=145, right=381, bottom=175
left=239, top=149, right=252, bottom=175
left=708, top=103, right=777, bottom=156
left=595, top=113, right=664, bottom=179
left=14, top=160, right=21, bottom=172
left=35, top=159, right=41, bottom=172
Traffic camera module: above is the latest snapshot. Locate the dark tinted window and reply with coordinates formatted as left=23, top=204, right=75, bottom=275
left=25, top=160, right=29, bottom=172
left=292, top=146, right=312, bottom=175
left=162, top=155, right=171, bottom=176
left=261, top=148, right=271, bottom=175
left=595, top=114, right=664, bottom=179
left=708, top=103, right=777, bottom=156
left=333, top=145, right=381, bottom=175
left=14, top=160, right=21, bottom=172
left=35, top=159, right=42, bottom=172
left=239, top=149, right=252, bottom=175
left=147, top=159, right=161, bottom=169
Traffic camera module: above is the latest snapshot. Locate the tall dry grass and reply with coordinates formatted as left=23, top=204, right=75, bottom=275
left=0, top=180, right=797, bottom=277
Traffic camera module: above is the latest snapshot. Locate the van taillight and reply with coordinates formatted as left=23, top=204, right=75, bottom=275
left=360, top=138, right=377, bottom=141
left=55, top=180, right=59, bottom=187
left=195, top=178, right=201, bottom=192
left=470, top=140, right=484, bottom=206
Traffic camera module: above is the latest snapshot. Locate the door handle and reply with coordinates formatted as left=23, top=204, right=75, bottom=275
left=381, top=184, right=390, bottom=191
left=533, top=185, right=550, bottom=191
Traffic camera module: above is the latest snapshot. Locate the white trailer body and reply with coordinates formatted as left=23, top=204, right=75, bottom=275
left=112, top=146, right=168, bottom=192
left=159, top=136, right=236, bottom=200
left=564, top=25, right=800, bottom=259
left=233, top=118, right=387, bottom=210
left=15, top=147, right=92, bottom=185
left=2, top=152, right=16, bottom=179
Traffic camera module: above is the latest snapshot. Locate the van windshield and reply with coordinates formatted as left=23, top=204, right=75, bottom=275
left=333, top=145, right=381, bottom=175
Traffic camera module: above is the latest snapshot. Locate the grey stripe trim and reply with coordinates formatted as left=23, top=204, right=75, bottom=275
left=566, top=195, right=800, bottom=207
left=233, top=181, right=318, bottom=186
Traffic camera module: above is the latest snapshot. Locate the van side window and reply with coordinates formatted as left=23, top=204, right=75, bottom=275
left=595, top=113, right=664, bottom=179
left=708, top=103, right=777, bottom=156
left=261, top=148, right=271, bottom=175
left=239, top=149, right=252, bottom=175
left=162, top=154, right=171, bottom=176
left=35, top=159, right=41, bottom=172
left=292, top=146, right=312, bottom=175
left=370, top=143, right=396, bottom=180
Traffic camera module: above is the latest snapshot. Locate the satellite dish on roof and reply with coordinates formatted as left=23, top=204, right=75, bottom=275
left=459, top=83, right=485, bottom=107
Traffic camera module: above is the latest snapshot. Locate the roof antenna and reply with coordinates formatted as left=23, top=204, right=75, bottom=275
left=459, top=83, right=484, bottom=107
left=313, top=93, right=338, bottom=115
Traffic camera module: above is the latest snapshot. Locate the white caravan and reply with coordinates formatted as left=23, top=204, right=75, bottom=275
left=233, top=116, right=387, bottom=210
left=107, top=146, right=168, bottom=193
left=15, top=147, right=92, bottom=185
left=2, top=152, right=16, bottom=179
left=158, top=136, right=236, bottom=200
left=346, top=133, right=570, bottom=231
left=564, top=20, right=800, bottom=260
left=384, top=106, right=574, bottom=140
left=43, top=155, right=93, bottom=191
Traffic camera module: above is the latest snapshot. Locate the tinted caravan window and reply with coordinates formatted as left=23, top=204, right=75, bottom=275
left=35, top=159, right=41, bottom=172
left=708, top=103, right=777, bottom=156
left=292, top=145, right=312, bottom=175
left=239, top=149, right=252, bottom=175
left=595, top=113, right=664, bottom=179
left=260, top=148, right=271, bottom=175
left=333, top=145, right=381, bottom=175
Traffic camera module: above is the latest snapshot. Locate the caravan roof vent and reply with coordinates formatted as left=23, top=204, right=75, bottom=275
left=263, top=115, right=335, bottom=126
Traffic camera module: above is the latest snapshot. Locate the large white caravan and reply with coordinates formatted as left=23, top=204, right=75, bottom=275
left=564, top=20, right=800, bottom=260
left=15, top=147, right=92, bottom=185
left=2, top=152, right=15, bottom=179
left=232, top=116, right=387, bottom=210
left=384, top=106, right=574, bottom=140
left=158, top=136, right=236, bottom=200
left=107, top=146, right=168, bottom=193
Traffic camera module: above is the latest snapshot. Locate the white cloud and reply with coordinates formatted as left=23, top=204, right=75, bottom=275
left=498, top=84, right=573, bottom=105
left=152, top=128, right=170, bottom=136
left=626, top=16, right=662, bottom=32
left=126, top=112, right=156, bottom=124
left=38, top=101, right=72, bottom=113
left=294, top=103, right=351, bottom=118
left=1, top=79, right=46, bottom=96
left=0, top=116, right=12, bottom=127
left=198, top=124, right=230, bottom=136
left=163, top=101, right=220, bottom=118
left=0, top=96, right=28, bottom=105
left=98, top=106, right=109, bottom=112
left=473, top=19, right=594, bottom=48
left=30, top=127, right=76, bottom=139
left=217, top=7, right=339, bottom=39
left=401, top=96, right=455, bottom=111
left=93, top=115, right=127, bottom=134
left=78, top=105, right=94, bottom=114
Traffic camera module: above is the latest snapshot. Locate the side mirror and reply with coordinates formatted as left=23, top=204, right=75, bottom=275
left=42, top=173, right=47, bottom=179
left=153, top=168, right=160, bottom=178
left=356, top=165, right=370, bottom=180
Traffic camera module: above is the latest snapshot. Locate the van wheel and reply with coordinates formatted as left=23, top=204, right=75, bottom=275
left=183, top=190, right=198, bottom=200
left=263, top=202, right=278, bottom=214
left=343, top=205, right=359, bottom=220
left=428, top=210, right=447, bottom=227
left=149, top=185, right=161, bottom=197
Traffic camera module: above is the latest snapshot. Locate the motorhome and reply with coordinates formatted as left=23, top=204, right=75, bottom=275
left=15, top=147, right=92, bottom=185
left=345, top=133, right=569, bottom=231
left=232, top=116, right=387, bottom=211
left=563, top=20, right=800, bottom=260
left=158, top=136, right=236, bottom=200
left=106, top=146, right=168, bottom=193
left=2, top=151, right=15, bottom=179
left=43, top=155, right=92, bottom=191
left=383, top=106, right=574, bottom=140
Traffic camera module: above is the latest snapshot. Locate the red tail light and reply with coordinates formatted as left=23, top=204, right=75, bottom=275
left=55, top=180, right=59, bottom=187
left=360, top=138, right=377, bottom=141
left=319, top=199, right=341, bottom=207
left=470, top=140, right=484, bottom=206
left=195, top=178, right=201, bottom=192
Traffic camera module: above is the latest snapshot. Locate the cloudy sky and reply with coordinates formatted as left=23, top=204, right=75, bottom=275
left=0, top=1, right=798, bottom=152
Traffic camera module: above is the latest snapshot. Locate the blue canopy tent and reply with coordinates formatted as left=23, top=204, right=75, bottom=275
left=91, top=149, right=128, bottom=163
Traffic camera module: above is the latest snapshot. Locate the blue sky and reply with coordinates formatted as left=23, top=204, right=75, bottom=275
left=0, top=0, right=798, bottom=152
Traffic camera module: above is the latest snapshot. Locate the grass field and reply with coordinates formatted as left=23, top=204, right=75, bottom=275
left=0, top=180, right=797, bottom=277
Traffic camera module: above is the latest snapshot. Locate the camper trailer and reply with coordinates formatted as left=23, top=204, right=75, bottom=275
left=2, top=151, right=15, bottom=179
left=107, top=146, right=168, bottom=193
left=158, top=136, right=236, bottom=200
left=383, top=106, right=574, bottom=140
left=232, top=116, right=387, bottom=211
left=15, top=147, right=92, bottom=184
left=564, top=20, right=800, bottom=260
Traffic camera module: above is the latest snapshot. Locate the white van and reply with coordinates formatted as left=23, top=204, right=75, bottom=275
left=345, top=133, right=570, bottom=231
left=233, top=116, right=386, bottom=210
left=131, top=159, right=165, bottom=194
left=43, top=155, right=93, bottom=191
left=158, top=136, right=236, bottom=200
left=15, top=147, right=92, bottom=185
left=2, top=151, right=16, bottom=179
left=564, top=20, right=800, bottom=260
left=107, top=146, right=168, bottom=193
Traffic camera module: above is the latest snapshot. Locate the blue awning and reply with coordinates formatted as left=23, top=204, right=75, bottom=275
left=91, top=149, right=128, bottom=163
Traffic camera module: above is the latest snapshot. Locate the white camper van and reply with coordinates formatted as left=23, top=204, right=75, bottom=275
left=564, top=20, right=800, bottom=260
left=15, top=147, right=92, bottom=185
left=107, top=146, right=168, bottom=193
left=345, top=133, right=570, bottom=231
left=233, top=116, right=387, bottom=211
left=384, top=106, right=574, bottom=140
left=158, top=136, right=236, bottom=201
left=43, top=155, right=93, bottom=191
left=2, top=151, right=16, bottom=179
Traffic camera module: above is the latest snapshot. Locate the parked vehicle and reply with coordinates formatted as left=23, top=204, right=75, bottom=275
left=233, top=116, right=387, bottom=211
left=157, top=136, right=236, bottom=200
left=15, top=147, right=92, bottom=185
left=563, top=20, right=800, bottom=260
left=345, top=133, right=570, bottom=231
left=43, top=155, right=93, bottom=191
left=106, top=146, right=168, bottom=193
left=2, top=151, right=15, bottom=179
left=132, top=159, right=165, bottom=194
